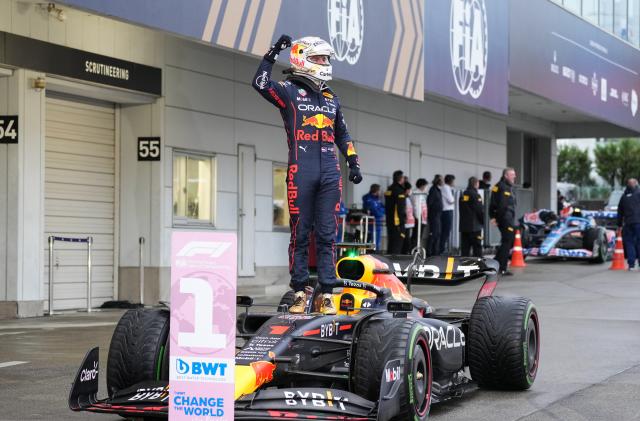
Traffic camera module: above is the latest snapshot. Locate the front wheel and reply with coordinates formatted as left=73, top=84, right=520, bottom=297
left=468, top=296, right=540, bottom=390
left=353, top=318, right=432, bottom=420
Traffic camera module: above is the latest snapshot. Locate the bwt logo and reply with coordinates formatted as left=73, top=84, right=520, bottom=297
left=176, top=358, right=228, bottom=377
left=450, top=0, right=488, bottom=99
left=176, top=241, right=231, bottom=258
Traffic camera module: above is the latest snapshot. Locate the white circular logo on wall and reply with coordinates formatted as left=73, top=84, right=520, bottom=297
left=450, top=0, right=488, bottom=99
left=327, top=0, right=364, bottom=65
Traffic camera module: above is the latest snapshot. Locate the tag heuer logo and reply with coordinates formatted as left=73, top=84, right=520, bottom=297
left=327, top=0, right=364, bottom=65
left=450, top=0, right=488, bottom=99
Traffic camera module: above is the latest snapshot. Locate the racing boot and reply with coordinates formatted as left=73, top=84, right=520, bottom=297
left=320, top=293, right=337, bottom=315
left=289, top=291, right=307, bottom=314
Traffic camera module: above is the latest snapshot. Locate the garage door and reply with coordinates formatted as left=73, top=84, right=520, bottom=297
left=44, top=95, right=116, bottom=311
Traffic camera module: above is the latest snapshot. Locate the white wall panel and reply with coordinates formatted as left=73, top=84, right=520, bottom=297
left=166, top=36, right=236, bottom=79
left=406, top=98, right=445, bottom=130
left=216, top=154, right=238, bottom=193
left=357, top=142, right=407, bottom=178
left=477, top=140, right=507, bottom=169
left=444, top=133, right=478, bottom=164
left=356, top=111, right=406, bottom=149
left=255, top=195, right=273, bottom=232
left=216, top=191, right=238, bottom=230
left=235, top=120, right=287, bottom=162
left=407, top=124, right=445, bottom=156
left=444, top=105, right=477, bottom=138
left=477, top=114, right=507, bottom=144
left=255, top=159, right=273, bottom=196
left=165, top=107, right=235, bottom=154
left=235, top=81, right=283, bottom=127
left=255, top=232, right=289, bottom=267
left=165, top=67, right=235, bottom=118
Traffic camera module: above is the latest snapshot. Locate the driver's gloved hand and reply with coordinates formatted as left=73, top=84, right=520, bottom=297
left=347, top=156, right=362, bottom=184
left=265, top=34, right=292, bottom=63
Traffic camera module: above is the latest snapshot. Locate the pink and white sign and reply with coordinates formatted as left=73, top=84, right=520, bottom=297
left=169, top=232, right=237, bottom=420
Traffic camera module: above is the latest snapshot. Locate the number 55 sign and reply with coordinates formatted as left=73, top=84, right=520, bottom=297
left=170, top=232, right=237, bottom=420
left=138, top=137, right=161, bottom=161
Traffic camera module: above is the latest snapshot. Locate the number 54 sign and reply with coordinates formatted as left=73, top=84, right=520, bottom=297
left=170, top=232, right=237, bottom=420
left=0, top=116, right=18, bottom=144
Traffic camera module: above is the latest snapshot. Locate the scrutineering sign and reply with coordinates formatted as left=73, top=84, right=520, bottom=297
left=170, top=232, right=237, bottom=420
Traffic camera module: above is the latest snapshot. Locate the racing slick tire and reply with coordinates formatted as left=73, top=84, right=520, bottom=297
left=353, top=318, right=432, bottom=420
left=584, top=227, right=608, bottom=263
left=106, top=308, right=170, bottom=398
left=468, top=296, right=540, bottom=390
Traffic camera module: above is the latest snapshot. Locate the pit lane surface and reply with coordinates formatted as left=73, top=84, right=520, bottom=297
left=0, top=259, right=639, bottom=420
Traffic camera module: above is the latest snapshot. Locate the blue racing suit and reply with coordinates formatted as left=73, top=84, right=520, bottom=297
left=253, top=58, right=360, bottom=293
left=362, top=193, right=385, bottom=250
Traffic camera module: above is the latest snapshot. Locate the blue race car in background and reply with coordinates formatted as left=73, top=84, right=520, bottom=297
left=520, top=208, right=616, bottom=263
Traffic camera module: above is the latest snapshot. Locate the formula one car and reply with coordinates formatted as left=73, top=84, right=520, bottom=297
left=69, top=253, right=540, bottom=420
left=520, top=208, right=616, bottom=262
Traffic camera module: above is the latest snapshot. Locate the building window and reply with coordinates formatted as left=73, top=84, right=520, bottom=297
left=614, top=0, right=629, bottom=39
left=173, top=151, right=216, bottom=226
left=272, top=165, right=290, bottom=229
left=600, top=0, right=615, bottom=31
left=583, top=0, right=599, bottom=23
left=565, top=0, right=582, bottom=14
left=629, top=0, right=639, bottom=45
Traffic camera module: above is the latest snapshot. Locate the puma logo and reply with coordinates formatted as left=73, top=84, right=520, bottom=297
left=298, top=145, right=308, bottom=152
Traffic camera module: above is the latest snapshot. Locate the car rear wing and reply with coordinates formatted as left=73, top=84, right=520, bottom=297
left=582, top=210, right=618, bottom=230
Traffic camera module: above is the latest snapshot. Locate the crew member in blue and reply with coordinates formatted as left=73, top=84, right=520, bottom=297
left=362, top=184, right=385, bottom=251
left=253, top=34, right=362, bottom=314
left=617, top=178, right=640, bottom=270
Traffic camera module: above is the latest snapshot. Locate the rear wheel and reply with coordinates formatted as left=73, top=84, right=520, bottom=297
left=584, top=228, right=608, bottom=263
left=106, top=308, right=170, bottom=397
left=353, top=318, right=431, bottom=420
left=468, top=296, right=540, bottom=390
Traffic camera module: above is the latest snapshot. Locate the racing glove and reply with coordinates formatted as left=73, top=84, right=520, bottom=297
left=347, top=156, right=362, bottom=184
left=264, top=34, right=292, bottom=63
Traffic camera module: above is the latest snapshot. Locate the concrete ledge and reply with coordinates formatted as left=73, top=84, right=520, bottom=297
left=0, top=301, right=17, bottom=319
left=17, top=301, right=44, bottom=318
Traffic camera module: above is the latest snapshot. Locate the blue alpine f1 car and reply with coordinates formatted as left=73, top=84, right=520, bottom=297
left=520, top=208, right=616, bottom=263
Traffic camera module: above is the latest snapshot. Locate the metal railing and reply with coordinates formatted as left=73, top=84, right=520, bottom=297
left=47, top=235, right=93, bottom=315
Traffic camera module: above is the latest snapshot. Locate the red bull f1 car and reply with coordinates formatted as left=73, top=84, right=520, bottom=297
left=520, top=208, right=616, bottom=262
left=68, top=253, right=540, bottom=420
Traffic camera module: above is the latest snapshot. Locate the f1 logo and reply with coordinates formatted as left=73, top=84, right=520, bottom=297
left=177, top=241, right=231, bottom=258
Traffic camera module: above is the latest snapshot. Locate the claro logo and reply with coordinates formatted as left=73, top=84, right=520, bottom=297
left=450, top=0, right=488, bottom=99
left=80, top=361, right=98, bottom=382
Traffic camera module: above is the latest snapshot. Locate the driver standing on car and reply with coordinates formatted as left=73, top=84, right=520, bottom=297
left=490, top=168, right=517, bottom=276
left=253, top=34, right=362, bottom=315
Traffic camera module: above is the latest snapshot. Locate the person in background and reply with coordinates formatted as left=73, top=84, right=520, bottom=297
left=385, top=170, right=407, bottom=254
left=459, top=176, right=484, bottom=257
left=362, top=183, right=385, bottom=251
left=440, top=174, right=456, bottom=254
left=427, top=175, right=443, bottom=256
left=490, top=167, right=517, bottom=276
left=617, top=178, right=640, bottom=271
left=412, top=178, right=429, bottom=251
left=402, top=181, right=415, bottom=254
left=479, top=171, right=492, bottom=190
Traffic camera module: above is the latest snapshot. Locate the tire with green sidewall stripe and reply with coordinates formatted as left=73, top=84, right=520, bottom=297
left=106, top=308, right=170, bottom=397
left=468, top=296, right=540, bottom=390
left=353, top=318, right=432, bottom=420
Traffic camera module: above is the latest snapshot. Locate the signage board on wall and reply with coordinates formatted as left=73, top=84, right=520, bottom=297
left=58, top=0, right=424, bottom=100
left=170, top=231, right=237, bottom=420
left=424, top=0, right=509, bottom=114
left=137, top=137, right=161, bottom=161
left=510, top=0, right=640, bottom=132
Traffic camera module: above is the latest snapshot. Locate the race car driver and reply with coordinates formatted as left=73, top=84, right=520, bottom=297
left=253, top=34, right=362, bottom=315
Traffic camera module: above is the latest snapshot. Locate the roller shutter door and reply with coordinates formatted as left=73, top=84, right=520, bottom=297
left=44, top=95, right=116, bottom=311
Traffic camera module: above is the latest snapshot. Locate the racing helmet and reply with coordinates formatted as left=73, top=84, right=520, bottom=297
left=289, top=36, right=335, bottom=82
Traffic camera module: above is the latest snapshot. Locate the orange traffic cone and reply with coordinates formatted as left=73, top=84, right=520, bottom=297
left=610, top=229, right=626, bottom=270
left=510, top=229, right=527, bottom=268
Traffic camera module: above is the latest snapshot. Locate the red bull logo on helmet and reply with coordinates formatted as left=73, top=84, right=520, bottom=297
left=302, top=114, right=334, bottom=129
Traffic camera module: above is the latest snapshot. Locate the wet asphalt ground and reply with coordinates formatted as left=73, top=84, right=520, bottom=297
left=0, top=258, right=639, bottom=420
